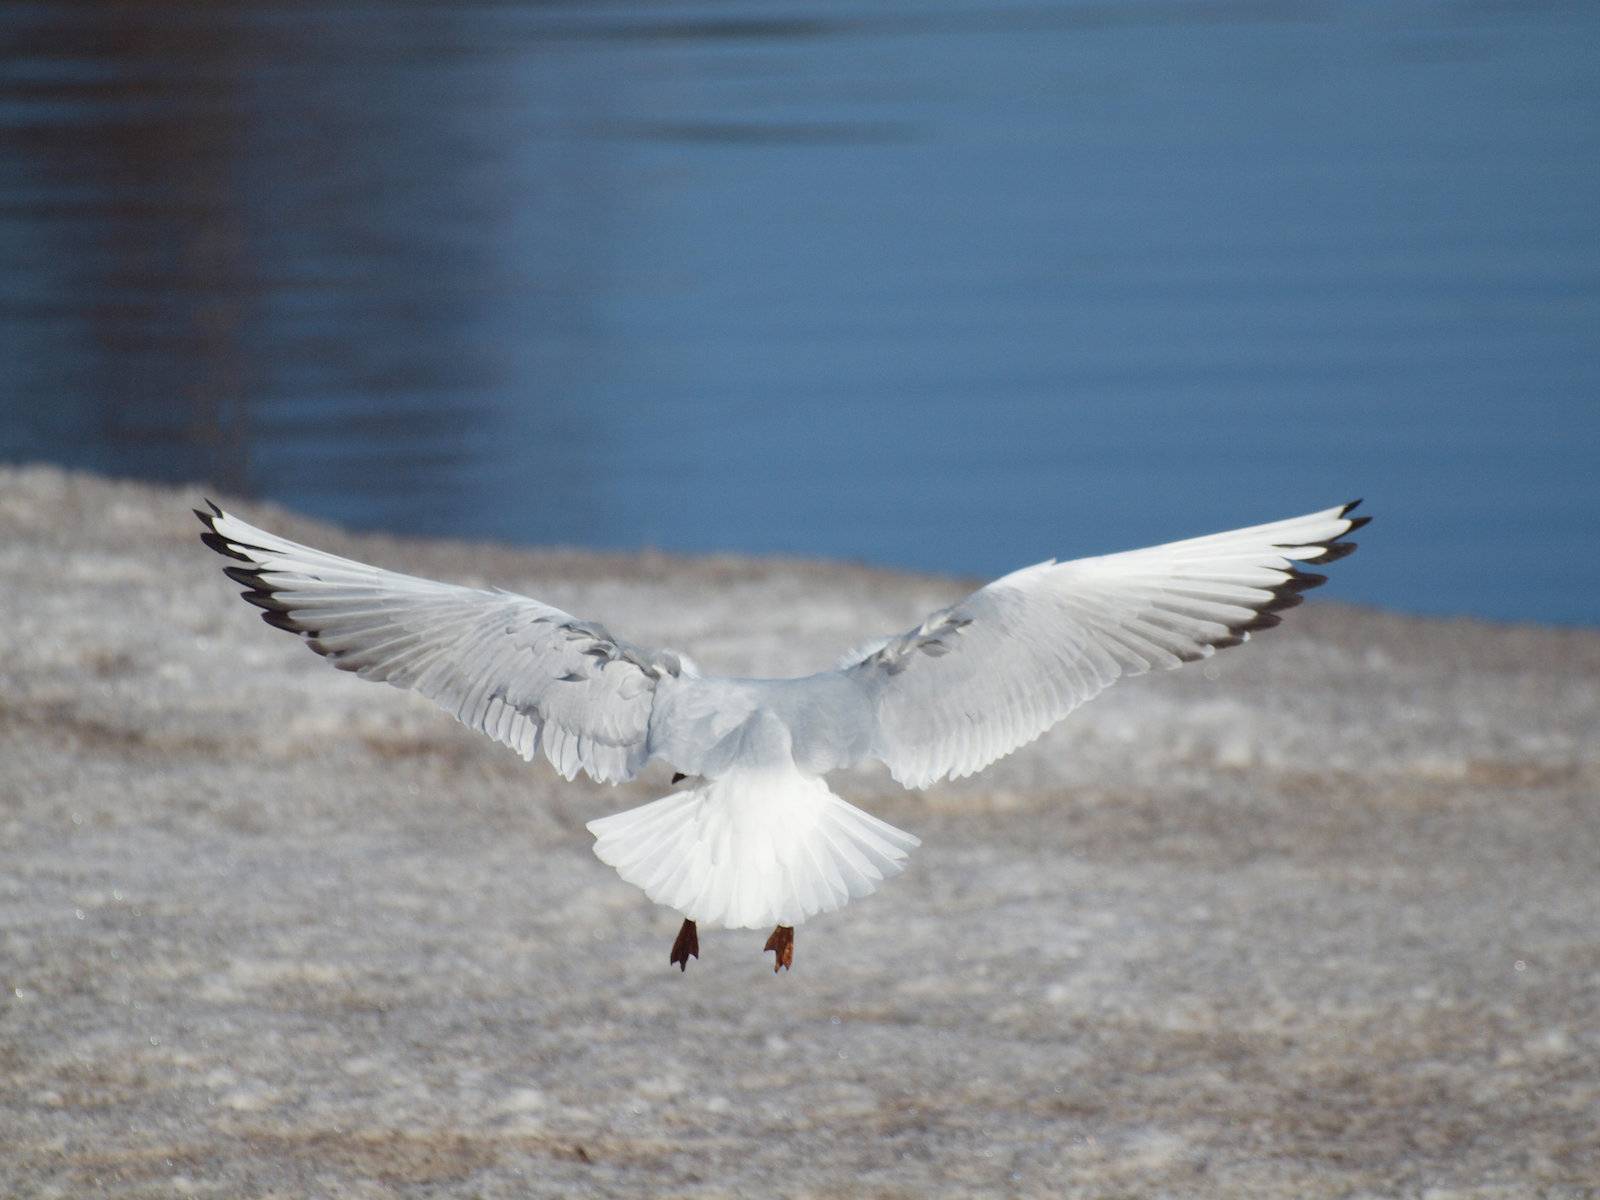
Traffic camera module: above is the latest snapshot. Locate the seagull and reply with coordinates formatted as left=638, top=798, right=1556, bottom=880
left=197, top=500, right=1368, bottom=972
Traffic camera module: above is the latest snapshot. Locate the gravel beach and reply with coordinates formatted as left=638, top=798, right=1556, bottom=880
left=2, top=466, right=1596, bottom=1198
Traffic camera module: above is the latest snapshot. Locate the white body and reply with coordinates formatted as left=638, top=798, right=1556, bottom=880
left=589, top=759, right=919, bottom=930
left=199, top=501, right=1367, bottom=930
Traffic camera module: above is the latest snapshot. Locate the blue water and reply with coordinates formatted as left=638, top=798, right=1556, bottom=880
left=3, top=2, right=1597, bottom=624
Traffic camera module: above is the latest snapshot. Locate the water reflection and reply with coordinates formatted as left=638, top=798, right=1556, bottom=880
left=4, top=1, right=617, bottom=533
left=6, top=9, right=254, bottom=491
left=3, top=1, right=1598, bottom=622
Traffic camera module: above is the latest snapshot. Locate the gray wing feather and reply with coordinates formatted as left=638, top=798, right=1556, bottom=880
left=843, top=502, right=1369, bottom=789
left=198, top=505, right=690, bottom=783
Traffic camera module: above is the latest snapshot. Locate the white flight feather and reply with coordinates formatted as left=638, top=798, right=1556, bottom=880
left=199, top=500, right=1366, bottom=928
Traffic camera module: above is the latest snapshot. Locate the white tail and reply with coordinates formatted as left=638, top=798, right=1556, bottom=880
left=587, top=770, right=919, bottom=930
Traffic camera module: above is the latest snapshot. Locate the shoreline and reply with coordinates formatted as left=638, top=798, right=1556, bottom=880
left=3, top=464, right=1596, bottom=1198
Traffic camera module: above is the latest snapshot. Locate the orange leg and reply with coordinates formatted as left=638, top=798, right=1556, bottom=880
left=670, top=919, right=698, bottom=971
left=763, top=925, right=794, bottom=973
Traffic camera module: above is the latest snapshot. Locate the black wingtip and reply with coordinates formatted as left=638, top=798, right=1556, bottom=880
left=1200, top=500, right=1369, bottom=654
left=196, top=501, right=256, bottom=561
left=1340, top=498, right=1363, bottom=516
left=260, top=609, right=307, bottom=635
left=1283, top=571, right=1328, bottom=594
left=240, top=589, right=293, bottom=614
left=1260, top=590, right=1306, bottom=616
left=199, top=530, right=251, bottom=562
left=1235, top=610, right=1283, bottom=634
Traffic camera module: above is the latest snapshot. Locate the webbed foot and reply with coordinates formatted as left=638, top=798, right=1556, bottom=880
left=670, top=919, right=698, bottom=971
left=763, top=925, right=794, bottom=973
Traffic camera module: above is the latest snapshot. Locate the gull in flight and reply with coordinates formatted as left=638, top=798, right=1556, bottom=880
left=198, top=500, right=1368, bottom=972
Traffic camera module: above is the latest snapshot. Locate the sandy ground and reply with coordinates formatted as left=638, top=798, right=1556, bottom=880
left=1, top=465, right=1596, bottom=1199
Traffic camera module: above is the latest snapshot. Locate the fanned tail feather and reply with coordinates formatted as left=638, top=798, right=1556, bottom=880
left=587, top=771, right=919, bottom=930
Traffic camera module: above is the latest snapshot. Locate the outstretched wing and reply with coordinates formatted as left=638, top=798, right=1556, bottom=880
left=196, top=504, right=693, bottom=783
left=843, top=501, right=1369, bottom=789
